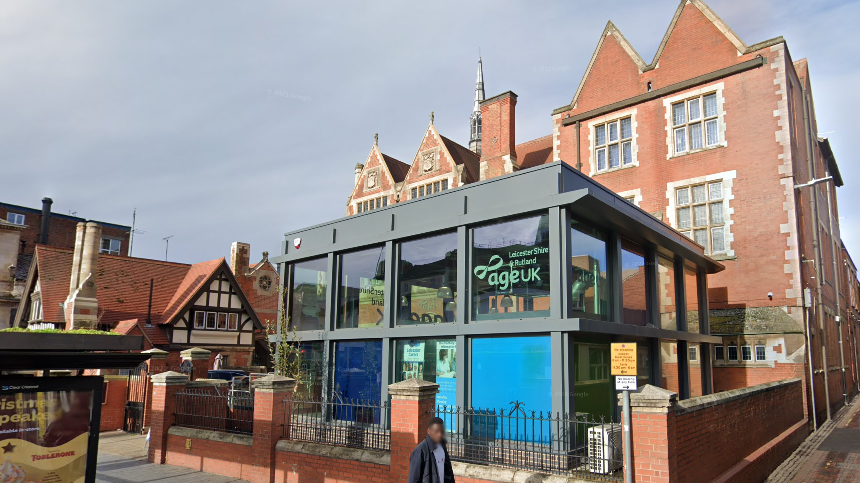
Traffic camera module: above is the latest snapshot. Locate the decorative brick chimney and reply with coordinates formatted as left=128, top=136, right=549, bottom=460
left=230, top=241, right=251, bottom=276
left=479, top=91, right=518, bottom=180
left=65, top=222, right=101, bottom=329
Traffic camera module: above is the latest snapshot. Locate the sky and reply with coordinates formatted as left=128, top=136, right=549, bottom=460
left=1, top=0, right=858, bottom=264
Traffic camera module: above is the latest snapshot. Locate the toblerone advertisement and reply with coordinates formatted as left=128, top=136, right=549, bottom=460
left=0, top=391, right=91, bottom=483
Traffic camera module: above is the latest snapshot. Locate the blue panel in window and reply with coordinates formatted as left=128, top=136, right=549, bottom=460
left=333, top=341, right=382, bottom=403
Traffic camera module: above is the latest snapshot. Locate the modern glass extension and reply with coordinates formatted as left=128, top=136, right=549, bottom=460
left=273, top=162, right=723, bottom=420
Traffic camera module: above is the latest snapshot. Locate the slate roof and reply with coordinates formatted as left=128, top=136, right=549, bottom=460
left=382, top=154, right=411, bottom=183
left=439, top=135, right=481, bottom=183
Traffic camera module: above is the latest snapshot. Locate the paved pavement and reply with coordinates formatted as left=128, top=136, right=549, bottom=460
left=767, top=396, right=860, bottom=482
left=97, top=431, right=247, bottom=482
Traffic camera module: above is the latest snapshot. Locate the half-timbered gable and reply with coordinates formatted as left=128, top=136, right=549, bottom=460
left=164, top=260, right=261, bottom=347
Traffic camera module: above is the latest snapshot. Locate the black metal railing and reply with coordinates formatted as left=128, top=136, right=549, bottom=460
left=435, top=404, right=622, bottom=481
left=286, top=396, right=390, bottom=451
left=174, top=388, right=254, bottom=435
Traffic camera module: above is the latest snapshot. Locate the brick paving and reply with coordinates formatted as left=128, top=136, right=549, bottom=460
left=97, top=431, right=247, bottom=482
left=766, top=396, right=860, bottom=483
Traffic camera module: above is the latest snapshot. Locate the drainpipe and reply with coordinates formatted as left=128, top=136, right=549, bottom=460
left=39, top=197, right=52, bottom=245
left=802, top=89, right=831, bottom=422
left=824, top=180, right=848, bottom=403
left=575, top=120, right=582, bottom=171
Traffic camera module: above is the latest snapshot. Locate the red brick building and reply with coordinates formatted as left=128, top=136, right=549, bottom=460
left=342, top=0, right=859, bottom=426
left=0, top=197, right=131, bottom=328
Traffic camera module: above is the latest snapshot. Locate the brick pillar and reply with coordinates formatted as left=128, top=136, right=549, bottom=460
left=180, top=347, right=211, bottom=380
left=147, top=371, right=189, bottom=464
left=626, top=385, right=678, bottom=483
left=249, top=375, right=295, bottom=483
left=142, top=348, right=169, bottom=428
left=388, top=379, right=439, bottom=482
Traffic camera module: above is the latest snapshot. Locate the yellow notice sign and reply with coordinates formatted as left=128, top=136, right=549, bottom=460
left=611, top=342, right=637, bottom=376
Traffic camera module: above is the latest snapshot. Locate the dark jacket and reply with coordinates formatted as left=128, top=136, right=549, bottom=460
left=408, top=435, right=455, bottom=483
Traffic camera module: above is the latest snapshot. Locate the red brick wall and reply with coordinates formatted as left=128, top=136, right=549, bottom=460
left=100, top=377, right=128, bottom=432
left=673, top=380, right=806, bottom=483
left=166, top=433, right=255, bottom=479
left=275, top=449, right=389, bottom=483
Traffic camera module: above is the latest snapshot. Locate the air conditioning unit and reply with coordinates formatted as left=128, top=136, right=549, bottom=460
left=587, top=423, right=623, bottom=474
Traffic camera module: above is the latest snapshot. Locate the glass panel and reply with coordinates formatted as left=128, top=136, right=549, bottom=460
left=472, top=215, right=551, bottom=320
left=608, top=122, right=618, bottom=142
left=357, top=203, right=362, bottom=213
left=296, top=341, right=324, bottom=399
left=694, top=229, right=708, bottom=248
left=659, top=341, right=679, bottom=393
left=674, top=127, right=686, bottom=153
left=291, top=257, right=328, bottom=331
left=688, top=98, right=701, bottom=121
left=741, top=346, right=752, bottom=361
left=657, top=257, right=677, bottom=330
left=692, top=185, right=706, bottom=203
left=595, top=124, right=606, bottom=146
left=608, top=144, right=620, bottom=168
left=337, top=246, right=386, bottom=329
left=711, top=227, right=726, bottom=253
left=419, top=185, right=424, bottom=197
left=689, top=123, right=703, bottom=150
left=570, top=219, right=609, bottom=320
left=715, top=346, right=725, bottom=360
left=693, top=205, right=707, bottom=227
left=596, top=148, right=606, bottom=171
left=217, top=313, right=227, bottom=330
left=621, top=244, right=647, bottom=326
left=622, top=141, right=632, bottom=165
left=677, top=207, right=691, bottom=229
left=573, top=340, right=613, bottom=420
left=728, top=345, right=738, bottom=361
left=472, top=336, right=552, bottom=425
left=705, top=119, right=718, bottom=146
left=672, top=102, right=686, bottom=126
left=676, top=188, right=690, bottom=206
left=194, top=312, right=205, bottom=328
left=681, top=231, right=692, bottom=239
left=688, top=343, right=703, bottom=397
left=442, top=179, right=448, bottom=190
left=684, top=267, right=699, bottom=333
left=228, top=313, right=238, bottom=330
left=709, top=181, right=723, bottom=200
left=394, top=338, right=457, bottom=408
left=710, top=202, right=724, bottom=224
left=398, top=232, right=458, bottom=325
left=333, top=341, right=382, bottom=402
left=411, top=188, right=417, bottom=199
left=620, top=117, right=632, bottom=139
left=206, top=312, right=217, bottom=329
left=703, top=93, right=717, bottom=117
left=755, top=345, right=767, bottom=361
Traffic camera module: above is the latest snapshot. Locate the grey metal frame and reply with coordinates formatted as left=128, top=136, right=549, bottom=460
left=272, top=162, right=722, bottom=416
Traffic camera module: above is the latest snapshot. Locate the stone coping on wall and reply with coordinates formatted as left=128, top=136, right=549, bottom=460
left=168, top=426, right=252, bottom=446
left=675, top=377, right=802, bottom=415
left=275, top=440, right=390, bottom=466
left=452, top=461, right=596, bottom=483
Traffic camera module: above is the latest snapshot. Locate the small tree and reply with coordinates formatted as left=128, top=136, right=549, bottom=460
left=265, top=289, right=304, bottom=389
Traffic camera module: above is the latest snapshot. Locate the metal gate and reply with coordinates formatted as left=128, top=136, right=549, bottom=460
left=123, top=362, right=149, bottom=433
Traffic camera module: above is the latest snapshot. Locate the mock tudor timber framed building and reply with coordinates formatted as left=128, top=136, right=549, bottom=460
left=274, top=162, right=723, bottom=419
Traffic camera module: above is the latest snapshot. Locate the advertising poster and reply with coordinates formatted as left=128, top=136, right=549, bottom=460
left=357, top=278, right=385, bottom=327
left=401, top=341, right=425, bottom=381
left=435, top=340, right=457, bottom=408
left=0, top=378, right=102, bottom=483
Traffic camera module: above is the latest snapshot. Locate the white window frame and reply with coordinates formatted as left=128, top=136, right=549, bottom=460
left=755, top=344, right=767, bottom=362
left=7, top=213, right=25, bottom=225
left=194, top=312, right=205, bottom=329
left=205, top=312, right=217, bottom=330
left=741, top=345, right=753, bottom=362
left=666, top=171, right=736, bottom=257
left=100, top=237, right=122, bottom=255
left=688, top=345, right=698, bottom=362
left=663, top=83, right=727, bottom=159
left=714, top=345, right=725, bottom=361
left=727, top=344, right=738, bottom=361
left=588, top=108, right=638, bottom=176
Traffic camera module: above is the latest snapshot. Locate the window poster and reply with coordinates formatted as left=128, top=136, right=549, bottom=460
left=357, top=277, right=385, bottom=327
left=0, top=377, right=102, bottom=483
left=401, top=340, right=425, bottom=380
left=435, top=340, right=457, bottom=409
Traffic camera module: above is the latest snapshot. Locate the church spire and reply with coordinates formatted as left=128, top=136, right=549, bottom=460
left=469, top=54, right=485, bottom=155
